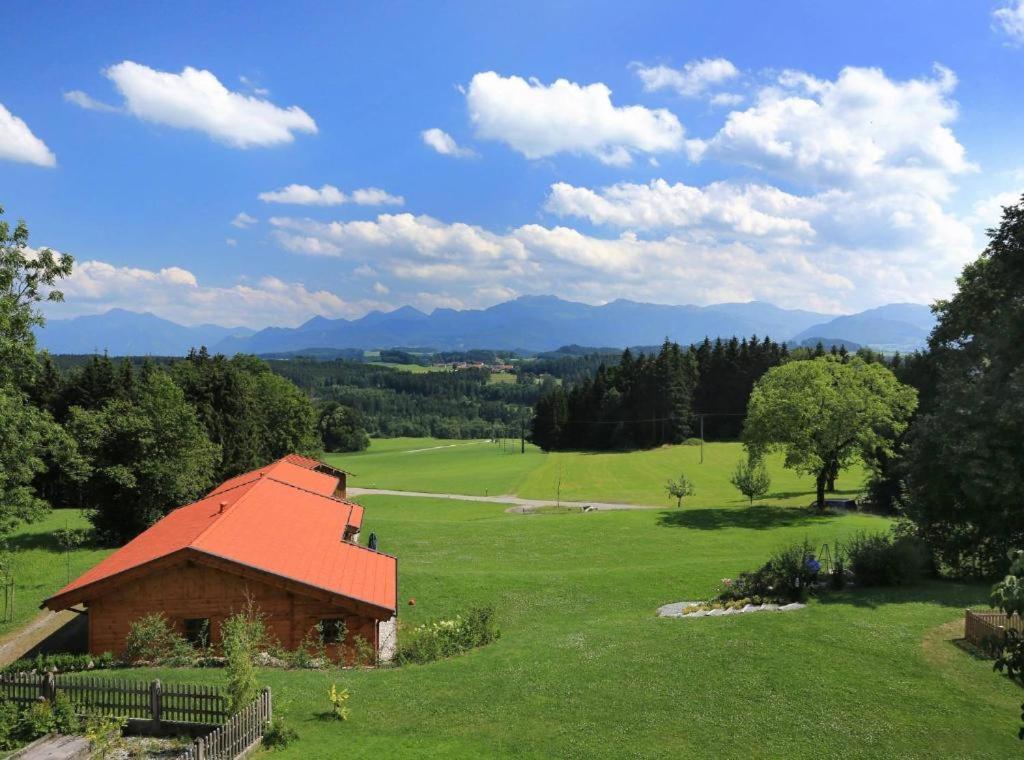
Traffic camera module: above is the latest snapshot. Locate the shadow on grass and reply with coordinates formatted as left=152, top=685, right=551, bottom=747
left=657, top=505, right=830, bottom=530
left=813, top=579, right=989, bottom=610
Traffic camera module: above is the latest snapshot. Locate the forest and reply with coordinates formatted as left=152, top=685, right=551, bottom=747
left=529, top=335, right=931, bottom=451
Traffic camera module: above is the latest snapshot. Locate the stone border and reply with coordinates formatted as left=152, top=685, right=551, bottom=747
left=657, top=601, right=807, bottom=618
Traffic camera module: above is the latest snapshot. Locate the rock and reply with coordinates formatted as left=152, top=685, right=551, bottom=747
left=657, top=602, right=698, bottom=617
left=707, top=608, right=727, bottom=616
left=723, top=607, right=742, bottom=615
left=683, top=610, right=708, bottom=618
left=760, top=603, right=780, bottom=611
left=255, top=652, right=288, bottom=668
left=741, top=604, right=760, bottom=613
left=779, top=603, right=807, bottom=612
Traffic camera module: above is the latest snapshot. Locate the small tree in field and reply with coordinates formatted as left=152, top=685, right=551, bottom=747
left=730, top=457, right=771, bottom=505
left=666, top=473, right=695, bottom=508
left=222, top=597, right=266, bottom=712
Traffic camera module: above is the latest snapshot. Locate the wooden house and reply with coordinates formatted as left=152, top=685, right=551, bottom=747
left=44, top=455, right=396, bottom=662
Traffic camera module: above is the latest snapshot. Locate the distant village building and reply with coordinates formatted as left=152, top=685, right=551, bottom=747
left=45, top=455, right=398, bottom=663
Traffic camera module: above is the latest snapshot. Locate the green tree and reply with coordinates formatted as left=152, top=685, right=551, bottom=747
left=730, top=456, right=771, bottom=505
left=0, top=205, right=74, bottom=389
left=743, top=357, right=917, bottom=510
left=0, top=389, right=70, bottom=535
left=665, top=473, right=695, bottom=508
left=70, top=370, right=218, bottom=543
left=318, top=403, right=370, bottom=452
left=902, top=196, right=1024, bottom=576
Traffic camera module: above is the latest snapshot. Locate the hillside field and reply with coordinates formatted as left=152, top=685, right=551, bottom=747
left=326, top=437, right=869, bottom=507
left=9, top=443, right=1018, bottom=757
left=126, top=494, right=1017, bottom=758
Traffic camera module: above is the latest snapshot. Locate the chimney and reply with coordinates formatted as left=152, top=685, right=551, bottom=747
left=219, top=501, right=228, bottom=514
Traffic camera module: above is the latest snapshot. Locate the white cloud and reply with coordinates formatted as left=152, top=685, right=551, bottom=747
left=994, top=1, right=1024, bottom=43
left=465, top=71, right=684, bottom=165
left=51, top=258, right=386, bottom=327
left=546, top=179, right=818, bottom=239
left=231, top=212, right=258, bottom=228
left=968, top=191, right=1022, bottom=228
left=225, top=238, right=238, bottom=247
left=0, top=102, right=56, bottom=167
left=73, top=61, right=318, bottom=148
left=266, top=204, right=965, bottom=314
left=421, top=128, right=476, bottom=158
left=633, top=58, right=740, bottom=97
left=350, top=188, right=404, bottom=206
left=258, top=184, right=403, bottom=206
left=373, top=281, right=389, bottom=295
left=63, top=90, right=120, bottom=112
left=710, top=92, right=744, bottom=108
left=689, top=65, right=973, bottom=196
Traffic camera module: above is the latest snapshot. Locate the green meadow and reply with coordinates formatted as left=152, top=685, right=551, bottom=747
left=327, top=437, right=868, bottom=507
left=128, top=494, right=1017, bottom=758
left=0, top=509, right=104, bottom=640
left=12, top=440, right=1019, bottom=757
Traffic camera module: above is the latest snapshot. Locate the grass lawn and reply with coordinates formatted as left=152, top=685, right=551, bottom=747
left=0, top=509, right=108, bottom=639
left=117, top=495, right=1020, bottom=758
left=327, top=437, right=868, bottom=508
left=372, top=362, right=448, bottom=373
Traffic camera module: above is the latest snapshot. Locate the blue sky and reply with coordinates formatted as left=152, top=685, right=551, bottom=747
left=2, top=0, right=1023, bottom=327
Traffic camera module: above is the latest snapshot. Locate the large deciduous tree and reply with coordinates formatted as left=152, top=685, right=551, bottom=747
left=0, top=206, right=73, bottom=389
left=318, top=402, right=370, bottom=452
left=69, top=370, right=219, bottom=543
left=902, top=196, right=1024, bottom=576
left=0, top=207, right=75, bottom=535
left=742, top=357, right=917, bottom=510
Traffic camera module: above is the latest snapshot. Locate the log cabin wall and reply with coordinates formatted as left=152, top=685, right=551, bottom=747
left=87, top=560, right=378, bottom=660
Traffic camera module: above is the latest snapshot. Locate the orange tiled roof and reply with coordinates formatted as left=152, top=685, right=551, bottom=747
left=45, top=460, right=394, bottom=614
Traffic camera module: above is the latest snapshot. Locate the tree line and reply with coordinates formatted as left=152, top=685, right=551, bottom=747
left=0, top=207, right=329, bottom=545
left=271, top=359, right=538, bottom=439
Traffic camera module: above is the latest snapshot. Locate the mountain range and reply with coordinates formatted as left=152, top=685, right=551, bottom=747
left=36, top=297, right=936, bottom=356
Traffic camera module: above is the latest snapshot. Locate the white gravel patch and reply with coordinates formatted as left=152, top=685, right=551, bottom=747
left=657, top=601, right=807, bottom=618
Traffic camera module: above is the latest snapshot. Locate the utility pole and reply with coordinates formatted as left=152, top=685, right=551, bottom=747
left=700, top=414, right=705, bottom=465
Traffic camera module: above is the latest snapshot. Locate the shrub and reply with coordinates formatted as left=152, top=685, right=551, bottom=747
left=51, top=691, right=80, bottom=735
left=718, top=540, right=820, bottom=604
left=124, top=613, right=193, bottom=665
left=0, top=699, right=20, bottom=750
left=15, top=700, right=54, bottom=742
left=348, top=635, right=376, bottom=667
left=83, top=714, right=127, bottom=758
left=262, top=714, right=299, bottom=750
left=327, top=684, right=351, bottom=721
left=286, top=623, right=327, bottom=669
left=2, top=651, right=117, bottom=674
left=845, top=531, right=927, bottom=586
left=222, top=599, right=266, bottom=712
left=396, top=605, right=500, bottom=665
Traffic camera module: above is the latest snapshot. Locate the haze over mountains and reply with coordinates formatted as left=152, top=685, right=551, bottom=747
left=37, top=297, right=936, bottom=357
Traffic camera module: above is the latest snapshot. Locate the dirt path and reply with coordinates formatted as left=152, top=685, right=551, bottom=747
left=0, top=609, right=80, bottom=667
left=346, top=487, right=667, bottom=513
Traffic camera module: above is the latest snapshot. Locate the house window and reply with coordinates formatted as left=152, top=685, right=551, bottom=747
left=319, top=619, right=346, bottom=644
left=184, top=618, right=210, bottom=647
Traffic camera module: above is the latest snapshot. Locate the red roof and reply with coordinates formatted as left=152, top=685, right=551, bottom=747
left=46, top=461, right=394, bottom=614
left=208, top=459, right=337, bottom=497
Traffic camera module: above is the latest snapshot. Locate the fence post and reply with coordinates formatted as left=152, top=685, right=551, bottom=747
left=40, top=671, right=56, bottom=703
left=150, top=679, right=162, bottom=724
left=195, top=737, right=205, bottom=760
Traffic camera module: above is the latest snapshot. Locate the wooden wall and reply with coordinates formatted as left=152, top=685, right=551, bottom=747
left=87, top=559, right=379, bottom=661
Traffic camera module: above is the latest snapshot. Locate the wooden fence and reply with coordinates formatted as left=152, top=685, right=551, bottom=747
left=177, top=688, right=272, bottom=760
left=0, top=672, right=271, bottom=759
left=964, top=608, right=1024, bottom=652
left=0, top=672, right=229, bottom=724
